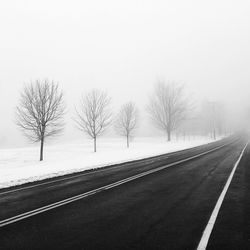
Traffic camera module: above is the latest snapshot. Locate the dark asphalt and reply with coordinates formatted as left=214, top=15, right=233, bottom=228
left=207, top=142, right=250, bottom=250
left=0, top=136, right=248, bottom=249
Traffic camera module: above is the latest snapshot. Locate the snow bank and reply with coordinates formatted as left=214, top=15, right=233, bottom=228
left=0, top=137, right=218, bottom=189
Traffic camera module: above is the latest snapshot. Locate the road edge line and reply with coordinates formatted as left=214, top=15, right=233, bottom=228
left=0, top=139, right=233, bottom=196
left=0, top=140, right=236, bottom=228
left=196, top=141, right=249, bottom=250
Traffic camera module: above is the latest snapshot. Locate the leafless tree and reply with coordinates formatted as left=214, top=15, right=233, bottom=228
left=114, top=102, right=138, bottom=148
left=147, top=80, right=190, bottom=141
left=75, top=89, right=112, bottom=152
left=208, top=101, right=227, bottom=139
left=198, top=100, right=228, bottom=140
left=16, top=80, right=65, bottom=161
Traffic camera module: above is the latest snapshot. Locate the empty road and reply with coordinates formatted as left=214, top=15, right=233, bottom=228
left=0, top=135, right=249, bottom=249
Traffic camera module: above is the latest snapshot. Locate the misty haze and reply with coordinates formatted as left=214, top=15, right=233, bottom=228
left=0, top=1, right=250, bottom=249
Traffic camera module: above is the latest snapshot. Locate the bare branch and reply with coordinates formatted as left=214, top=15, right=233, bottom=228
left=147, top=80, right=191, bottom=141
left=75, top=89, right=112, bottom=152
left=114, top=102, right=138, bottom=147
left=16, top=79, right=65, bottom=160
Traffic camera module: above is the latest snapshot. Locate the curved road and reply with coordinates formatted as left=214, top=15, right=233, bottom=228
left=0, top=135, right=248, bottom=249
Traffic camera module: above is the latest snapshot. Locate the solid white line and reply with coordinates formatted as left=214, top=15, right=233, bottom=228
left=0, top=157, right=167, bottom=196
left=0, top=140, right=235, bottom=228
left=197, top=142, right=249, bottom=250
left=0, top=140, right=230, bottom=196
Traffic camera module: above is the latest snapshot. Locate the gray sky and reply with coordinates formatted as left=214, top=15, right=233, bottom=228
left=0, top=0, right=250, bottom=147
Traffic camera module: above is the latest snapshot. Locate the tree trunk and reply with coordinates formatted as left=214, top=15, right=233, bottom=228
left=127, top=134, right=129, bottom=148
left=213, top=128, right=216, bottom=140
left=167, top=130, right=171, bottom=141
left=40, top=137, right=44, bottom=161
left=94, top=137, right=97, bottom=152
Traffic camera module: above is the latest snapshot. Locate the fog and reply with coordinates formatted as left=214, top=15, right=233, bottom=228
left=0, top=0, right=250, bottom=148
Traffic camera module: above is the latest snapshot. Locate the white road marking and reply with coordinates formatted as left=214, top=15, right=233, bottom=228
left=0, top=140, right=235, bottom=228
left=0, top=157, right=167, bottom=196
left=197, top=142, right=249, bottom=250
left=0, top=140, right=231, bottom=196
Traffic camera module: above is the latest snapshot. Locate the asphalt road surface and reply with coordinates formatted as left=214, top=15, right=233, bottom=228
left=0, top=135, right=249, bottom=249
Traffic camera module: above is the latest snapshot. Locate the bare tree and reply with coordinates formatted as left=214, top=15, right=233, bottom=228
left=75, top=89, right=112, bottom=152
left=198, top=100, right=227, bottom=140
left=147, top=80, right=190, bottom=141
left=16, top=80, right=65, bottom=161
left=208, top=101, right=227, bottom=139
left=115, top=102, right=138, bottom=148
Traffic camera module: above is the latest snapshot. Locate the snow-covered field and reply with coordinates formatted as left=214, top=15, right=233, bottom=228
left=0, top=137, right=219, bottom=189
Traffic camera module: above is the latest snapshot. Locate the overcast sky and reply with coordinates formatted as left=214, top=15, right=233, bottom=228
left=0, top=0, right=250, bottom=148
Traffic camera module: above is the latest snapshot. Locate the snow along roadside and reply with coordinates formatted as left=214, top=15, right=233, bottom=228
left=0, top=138, right=221, bottom=189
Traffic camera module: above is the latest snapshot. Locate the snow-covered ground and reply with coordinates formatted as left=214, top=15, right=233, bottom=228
left=0, top=136, right=219, bottom=189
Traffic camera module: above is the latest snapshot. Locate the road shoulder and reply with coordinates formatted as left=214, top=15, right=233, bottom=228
left=207, top=143, right=250, bottom=249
